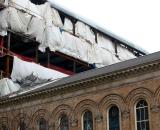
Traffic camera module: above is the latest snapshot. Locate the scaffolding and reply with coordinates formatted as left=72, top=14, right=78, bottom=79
left=0, top=31, right=94, bottom=80
left=0, top=0, right=146, bottom=80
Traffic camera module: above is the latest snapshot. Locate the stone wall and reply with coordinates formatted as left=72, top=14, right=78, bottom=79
left=1, top=66, right=160, bottom=130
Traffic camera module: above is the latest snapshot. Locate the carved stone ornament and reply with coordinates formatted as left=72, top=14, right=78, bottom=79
left=151, top=105, right=160, bottom=113
left=122, top=111, right=130, bottom=119
left=95, top=113, right=103, bottom=123
left=71, top=118, right=78, bottom=127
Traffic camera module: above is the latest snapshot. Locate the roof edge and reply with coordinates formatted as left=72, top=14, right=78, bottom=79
left=48, top=0, right=148, bottom=55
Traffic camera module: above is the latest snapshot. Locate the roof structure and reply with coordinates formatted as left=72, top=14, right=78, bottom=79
left=0, top=0, right=152, bottom=100
left=2, top=50, right=160, bottom=101
left=48, top=0, right=148, bottom=55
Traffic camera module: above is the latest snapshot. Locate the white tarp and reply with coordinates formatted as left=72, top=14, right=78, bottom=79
left=0, top=0, right=137, bottom=68
left=62, top=18, right=73, bottom=33
left=60, top=32, right=96, bottom=64
left=38, top=24, right=62, bottom=52
left=76, top=37, right=96, bottom=64
left=8, top=7, right=32, bottom=33
left=117, top=45, right=136, bottom=61
left=94, top=44, right=120, bottom=68
left=0, top=8, right=8, bottom=36
left=37, top=2, right=62, bottom=27
left=0, top=78, right=20, bottom=96
left=9, top=0, right=41, bottom=18
left=97, top=33, right=115, bottom=54
left=51, top=7, right=63, bottom=27
left=75, top=21, right=95, bottom=44
left=11, top=56, right=68, bottom=82
left=61, top=31, right=78, bottom=58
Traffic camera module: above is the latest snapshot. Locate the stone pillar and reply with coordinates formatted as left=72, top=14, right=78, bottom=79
left=95, top=113, right=103, bottom=130
left=71, top=118, right=78, bottom=130
left=121, top=110, right=130, bottom=130
left=150, top=104, right=160, bottom=130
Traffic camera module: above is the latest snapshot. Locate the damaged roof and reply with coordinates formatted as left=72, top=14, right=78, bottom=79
left=2, top=50, right=160, bottom=101
left=47, top=0, right=148, bottom=55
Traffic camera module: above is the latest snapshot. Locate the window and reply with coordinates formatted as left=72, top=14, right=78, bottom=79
left=19, top=122, right=26, bottom=130
left=108, top=106, right=120, bottom=130
left=83, top=110, right=93, bottom=130
left=136, top=100, right=149, bottom=130
left=39, top=118, right=47, bottom=130
left=2, top=126, right=8, bottom=130
left=59, top=115, right=69, bottom=130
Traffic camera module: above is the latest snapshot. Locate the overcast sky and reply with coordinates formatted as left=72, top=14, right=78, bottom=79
left=49, top=0, right=160, bottom=53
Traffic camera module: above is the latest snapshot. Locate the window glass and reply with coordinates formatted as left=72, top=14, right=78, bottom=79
left=109, top=106, right=120, bottom=130
left=60, top=115, right=69, bottom=130
left=2, top=126, right=8, bottom=130
left=59, top=115, right=69, bottom=130
left=83, top=111, right=93, bottom=130
left=39, top=118, right=47, bottom=130
left=18, top=122, right=26, bottom=130
left=136, top=100, right=150, bottom=130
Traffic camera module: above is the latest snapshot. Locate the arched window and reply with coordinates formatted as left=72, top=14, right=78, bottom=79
left=19, top=122, right=26, bottom=130
left=83, top=110, right=93, bottom=130
left=108, top=106, right=120, bottom=130
left=39, top=118, right=47, bottom=130
left=136, top=100, right=149, bottom=130
left=59, top=115, right=69, bottom=130
left=2, top=126, right=8, bottom=130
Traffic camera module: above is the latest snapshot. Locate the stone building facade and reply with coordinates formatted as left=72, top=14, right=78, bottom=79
left=1, top=51, right=160, bottom=130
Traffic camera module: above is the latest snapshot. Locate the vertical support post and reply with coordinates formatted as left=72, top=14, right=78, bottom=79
left=0, top=36, right=4, bottom=55
left=114, top=40, right=118, bottom=57
left=72, top=19, right=76, bottom=35
left=35, top=43, right=39, bottom=63
left=6, top=32, right=11, bottom=77
left=47, top=48, right=50, bottom=67
left=0, top=36, right=4, bottom=47
left=115, top=42, right=117, bottom=54
left=73, top=61, right=76, bottom=73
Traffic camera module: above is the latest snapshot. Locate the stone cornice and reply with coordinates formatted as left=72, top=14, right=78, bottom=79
left=0, top=58, right=160, bottom=107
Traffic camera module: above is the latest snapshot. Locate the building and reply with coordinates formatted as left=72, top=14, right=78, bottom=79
left=0, top=0, right=146, bottom=79
left=1, top=50, right=160, bottom=130
left=0, top=0, right=159, bottom=130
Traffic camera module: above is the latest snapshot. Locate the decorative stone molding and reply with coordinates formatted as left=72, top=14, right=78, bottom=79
left=151, top=105, right=160, bottom=113
left=99, top=94, right=125, bottom=114
left=125, top=87, right=154, bottom=110
left=1, top=59, right=160, bottom=106
left=71, top=118, right=78, bottom=127
left=122, top=110, right=130, bottom=119
left=48, top=123, right=55, bottom=130
left=95, top=113, right=103, bottom=123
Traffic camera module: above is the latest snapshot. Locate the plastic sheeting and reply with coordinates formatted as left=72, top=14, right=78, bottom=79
left=60, top=32, right=96, bottom=64
left=0, top=78, right=20, bottom=96
left=117, top=45, right=136, bottom=61
left=0, top=0, right=137, bottom=68
left=94, top=44, right=120, bottom=68
left=8, top=7, right=32, bottom=33
left=11, top=56, right=68, bottom=82
left=61, top=31, right=78, bottom=58
left=75, top=21, right=95, bottom=44
left=37, top=2, right=62, bottom=27
left=9, top=0, right=42, bottom=18
left=97, top=33, right=115, bottom=54
left=62, top=18, right=73, bottom=33
left=39, top=24, right=62, bottom=52
left=0, top=8, right=8, bottom=36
